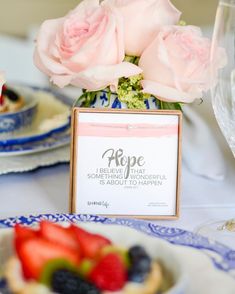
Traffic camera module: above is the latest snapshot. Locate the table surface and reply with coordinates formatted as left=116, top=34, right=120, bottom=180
left=0, top=33, right=235, bottom=250
left=1, top=97, right=235, bottom=249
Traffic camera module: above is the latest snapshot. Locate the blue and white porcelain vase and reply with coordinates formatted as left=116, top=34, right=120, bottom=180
left=75, top=90, right=159, bottom=110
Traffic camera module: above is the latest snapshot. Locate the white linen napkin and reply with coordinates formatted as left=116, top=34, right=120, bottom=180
left=182, top=105, right=226, bottom=181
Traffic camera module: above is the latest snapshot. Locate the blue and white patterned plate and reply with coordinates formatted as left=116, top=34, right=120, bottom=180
left=0, top=213, right=235, bottom=275
left=1, top=214, right=235, bottom=293
left=0, top=86, right=72, bottom=147
left=0, top=128, right=70, bottom=156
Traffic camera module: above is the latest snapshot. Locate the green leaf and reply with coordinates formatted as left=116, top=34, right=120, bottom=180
left=74, top=92, right=88, bottom=107
left=159, top=101, right=182, bottom=111
left=75, top=90, right=99, bottom=107
left=106, top=88, right=112, bottom=107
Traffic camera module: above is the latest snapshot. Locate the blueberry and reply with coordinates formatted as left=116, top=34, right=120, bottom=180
left=51, top=269, right=100, bottom=294
left=127, top=246, right=152, bottom=283
left=133, top=256, right=151, bottom=272
left=128, top=259, right=151, bottom=283
left=128, top=245, right=148, bottom=262
left=128, top=269, right=146, bottom=283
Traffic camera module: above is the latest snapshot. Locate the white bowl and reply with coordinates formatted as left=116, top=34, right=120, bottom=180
left=0, top=222, right=187, bottom=294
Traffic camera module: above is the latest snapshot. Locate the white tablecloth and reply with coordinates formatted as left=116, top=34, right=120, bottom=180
left=0, top=99, right=235, bottom=248
left=0, top=33, right=235, bottom=249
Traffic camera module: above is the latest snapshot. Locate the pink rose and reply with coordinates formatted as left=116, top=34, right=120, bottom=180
left=34, top=0, right=141, bottom=90
left=0, top=72, right=5, bottom=96
left=139, top=26, right=227, bottom=103
left=104, top=0, right=181, bottom=56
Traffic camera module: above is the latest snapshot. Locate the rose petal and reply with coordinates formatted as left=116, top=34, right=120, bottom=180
left=50, top=74, right=74, bottom=88
left=72, top=0, right=100, bottom=14
left=34, top=19, right=73, bottom=77
left=71, top=62, right=142, bottom=91
left=139, top=32, right=175, bottom=88
left=142, top=80, right=200, bottom=103
left=104, top=0, right=181, bottom=56
left=34, top=0, right=127, bottom=90
left=139, top=25, right=227, bottom=103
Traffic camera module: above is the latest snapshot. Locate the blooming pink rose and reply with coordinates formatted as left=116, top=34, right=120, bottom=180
left=0, top=72, right=5, bottom=96
left=139, top=26, right=227, bottom=103
left=104, top=0, right=181, bottom=56
left=34, top=0, right=141, bottom=90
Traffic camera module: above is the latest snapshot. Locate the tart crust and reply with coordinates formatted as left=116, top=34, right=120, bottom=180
left=4, top=257, right=50, bottom=294
left=0, top=95, right=24, bottom=113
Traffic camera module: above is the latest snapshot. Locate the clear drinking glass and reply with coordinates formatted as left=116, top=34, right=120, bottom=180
left=211, top=0, right=235, bottom=154
left=196, top=0, right=235, bottom=245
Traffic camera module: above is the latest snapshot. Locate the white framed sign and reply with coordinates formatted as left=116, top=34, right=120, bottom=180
left=70, top=108, right=182, bottom=219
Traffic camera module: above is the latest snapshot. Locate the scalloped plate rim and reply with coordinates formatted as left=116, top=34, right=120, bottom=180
left=0, top=213, right=234, bottom=275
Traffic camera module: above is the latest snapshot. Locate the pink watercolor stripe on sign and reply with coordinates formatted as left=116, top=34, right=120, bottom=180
left=78, top=123, right=178, bottom=138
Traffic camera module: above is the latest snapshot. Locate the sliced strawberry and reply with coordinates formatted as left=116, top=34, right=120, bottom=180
left=89, top=253, right=127, bottom=291
left=14, top=224, right=38, bottom=241
left=39, top=221, right=79, bottom=251
left=17, top=238, right=81, bottom=280
left=14, top=224, right=39, bottom=254
left=72, top=225, right=111, bottom=259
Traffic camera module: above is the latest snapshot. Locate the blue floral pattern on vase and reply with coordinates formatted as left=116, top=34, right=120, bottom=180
left=77, top=90, right=158, bottom=110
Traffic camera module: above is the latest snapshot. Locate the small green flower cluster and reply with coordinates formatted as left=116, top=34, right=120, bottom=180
left=117, top=74, right=151, bottom=109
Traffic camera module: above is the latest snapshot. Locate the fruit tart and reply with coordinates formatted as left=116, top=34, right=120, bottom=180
left=0, top=85, right=24, bottom=113
left=1, top=221, right=172, bottom=294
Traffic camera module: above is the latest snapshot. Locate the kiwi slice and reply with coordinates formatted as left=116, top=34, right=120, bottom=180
left=78, top=259, right=94, bottom=277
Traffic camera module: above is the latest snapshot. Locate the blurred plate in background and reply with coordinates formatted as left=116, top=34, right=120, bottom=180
left=0, top=85, right=72, bottom=156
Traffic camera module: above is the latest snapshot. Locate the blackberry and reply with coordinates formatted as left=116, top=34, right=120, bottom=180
left=3, top=88, right=19, bottom=102
left=51, top=269, right=100, bottom=294
left=127, top=245, right=152, bottom=283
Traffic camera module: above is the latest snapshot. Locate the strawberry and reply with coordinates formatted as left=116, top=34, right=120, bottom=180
left=89, top=253, right=127, bottom=291
left=72, top=225, right=111, bottom=259
left=39, top=221, right=79, bottom=251
left=14, top=224, right=38, bottom=241
left=14, top=224, right=39, bottom=254
left=0, top=84, right=6, bottom=105
left=17, top=238, right=81, bottom=280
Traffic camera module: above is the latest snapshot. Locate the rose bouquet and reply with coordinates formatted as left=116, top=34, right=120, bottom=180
left=34, top=0, right=226, bottom=110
